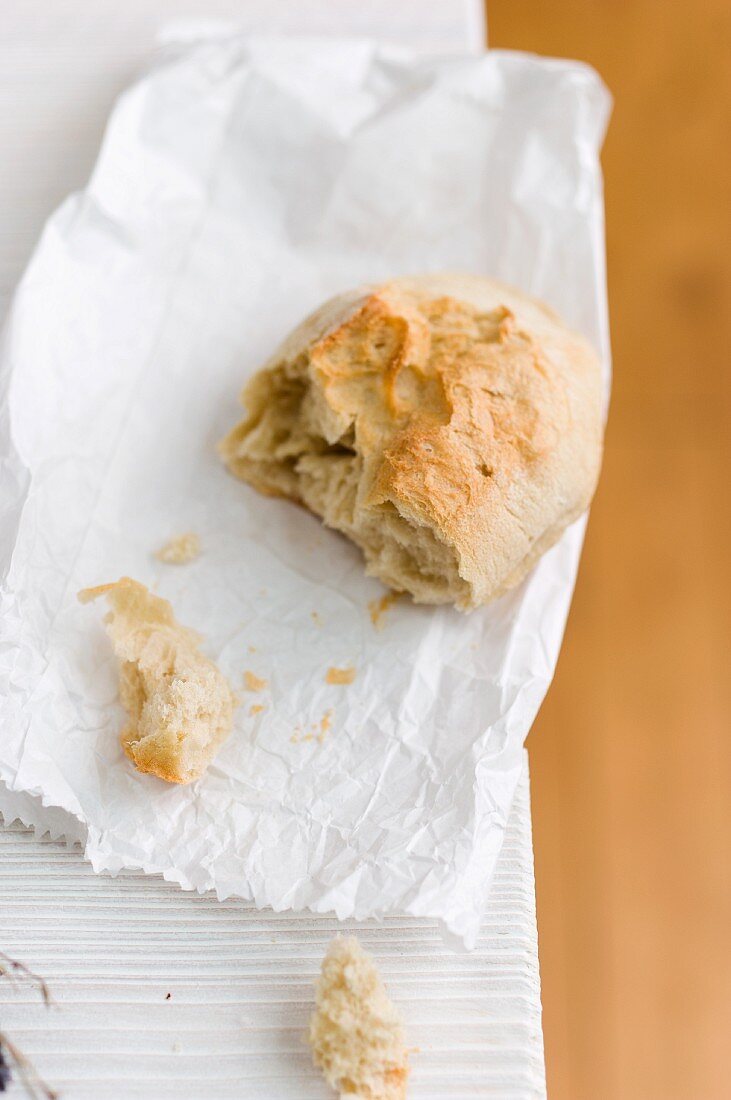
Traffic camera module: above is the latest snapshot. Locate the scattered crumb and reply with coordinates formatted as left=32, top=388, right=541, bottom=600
left=311, top=610, right=322, bottom=626
left=368, top=590, right=401, bottom=629
left=326, top=666, right=356, bottom=686
left=249, top=703, right=265, bottom=717
left=165, top=992, right=172, bottom=1001
left=172, top=1040, right=181, bottom=1053
left=292, top=713, right=333, bottom=746
left=318, top=709, right=333, bottom=743
left=309, top=936, right=409, bottom=1100
left=247, top=645, right=257, bottom=654
left=154, top=532, right=201, bottom=565
left=244, top=670, right=267, bottom=692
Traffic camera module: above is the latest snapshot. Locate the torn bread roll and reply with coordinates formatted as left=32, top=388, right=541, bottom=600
left=220, top=275, right=604, bottom=610
left=78, top=578, right=236, bottom=784
left=309, top=936, right=409, bottom=1100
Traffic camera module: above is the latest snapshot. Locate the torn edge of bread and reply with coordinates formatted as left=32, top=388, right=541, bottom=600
left=309, top=936, right=410, bottom=1100
left=78, top=577, right=236, bottom=785
left=219, top=275, right=604, bottom=611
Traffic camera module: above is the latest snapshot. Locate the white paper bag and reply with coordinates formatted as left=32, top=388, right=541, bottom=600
left=0, top=34, right=610, bottom=946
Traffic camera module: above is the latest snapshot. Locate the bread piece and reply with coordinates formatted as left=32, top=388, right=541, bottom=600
left=78, top=578, right=236, bottom=784
left=309, top=936, right=409, bottom=1100
left=154, top=532, right=201, bottom=564
left=220, top=275, right=604, bottom=610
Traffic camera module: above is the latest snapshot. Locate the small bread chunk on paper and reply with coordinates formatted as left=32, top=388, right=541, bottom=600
left=154, top=532, right=201, bottom=564
left=310, top=936, right=409, bottom=1100
left=78, top=578, right=236, bottom=784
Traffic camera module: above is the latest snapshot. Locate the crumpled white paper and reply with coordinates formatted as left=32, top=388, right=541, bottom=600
left=0, top=33, right=610, bottom=947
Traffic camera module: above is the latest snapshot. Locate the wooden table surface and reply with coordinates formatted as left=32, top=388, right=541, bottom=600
left=490, top=3, right=731, bottom=1098
left=0, top=765, right=544, bottom=1100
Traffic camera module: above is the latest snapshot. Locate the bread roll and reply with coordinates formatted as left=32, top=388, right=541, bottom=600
left=220, top=275, right=604, bottom=610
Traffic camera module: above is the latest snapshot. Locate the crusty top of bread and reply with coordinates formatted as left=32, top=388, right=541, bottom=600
left=309, top=936, right=409, bottom=1100
left=220, top=275, right=604, bottom=609
left=79, top=578, right=236, bottom=784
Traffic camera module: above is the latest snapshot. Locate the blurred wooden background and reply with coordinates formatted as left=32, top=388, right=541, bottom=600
left=489, top=2, right=731, bottom=1097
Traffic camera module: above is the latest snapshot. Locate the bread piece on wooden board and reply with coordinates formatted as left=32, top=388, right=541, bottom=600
left=309, top=936, right=409, bottom=1100
left=220, top=275, right=604, bottom=610
left=78, top=578, right=236, bottom=784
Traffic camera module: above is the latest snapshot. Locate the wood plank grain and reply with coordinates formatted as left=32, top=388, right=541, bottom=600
left=488, top=3, right=731, bottom=1098
left=0, top=763, right=545, bottom=1100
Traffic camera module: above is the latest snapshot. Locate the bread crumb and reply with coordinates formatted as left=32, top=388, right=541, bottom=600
left=249, top=704, right=265, bottom=717
left=78, top=578, right=235, bottom=785
left=368, top=591, right=401, bottom=629
left=292, top=716, right=336, bottom=746
left=311, top=611, right=323, bottom=626
left=244, top=670, right=267, bottom=692
left=154, top=532, right=201, bottom=564
left=309, top=936, right=409, bottom=1100
left=317, top=709, right=333, bottom=743
left=326, top=666, right=356, bottom=686
left=248, top=645, right=257, bottom=653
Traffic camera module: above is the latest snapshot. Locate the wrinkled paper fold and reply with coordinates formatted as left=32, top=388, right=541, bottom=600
left=0, top=34, right=610, bottom=946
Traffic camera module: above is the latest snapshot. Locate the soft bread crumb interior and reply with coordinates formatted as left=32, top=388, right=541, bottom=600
left=309, top=936, right=409, bottom=1100
left=223, top=364, right=470, bottom=605
left=78, top=578, right=236, bottom=784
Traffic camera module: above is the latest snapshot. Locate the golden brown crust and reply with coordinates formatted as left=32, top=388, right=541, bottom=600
left=79, top=578, right=236, bottom=784
left=220, top=275, right=604, bottom=609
